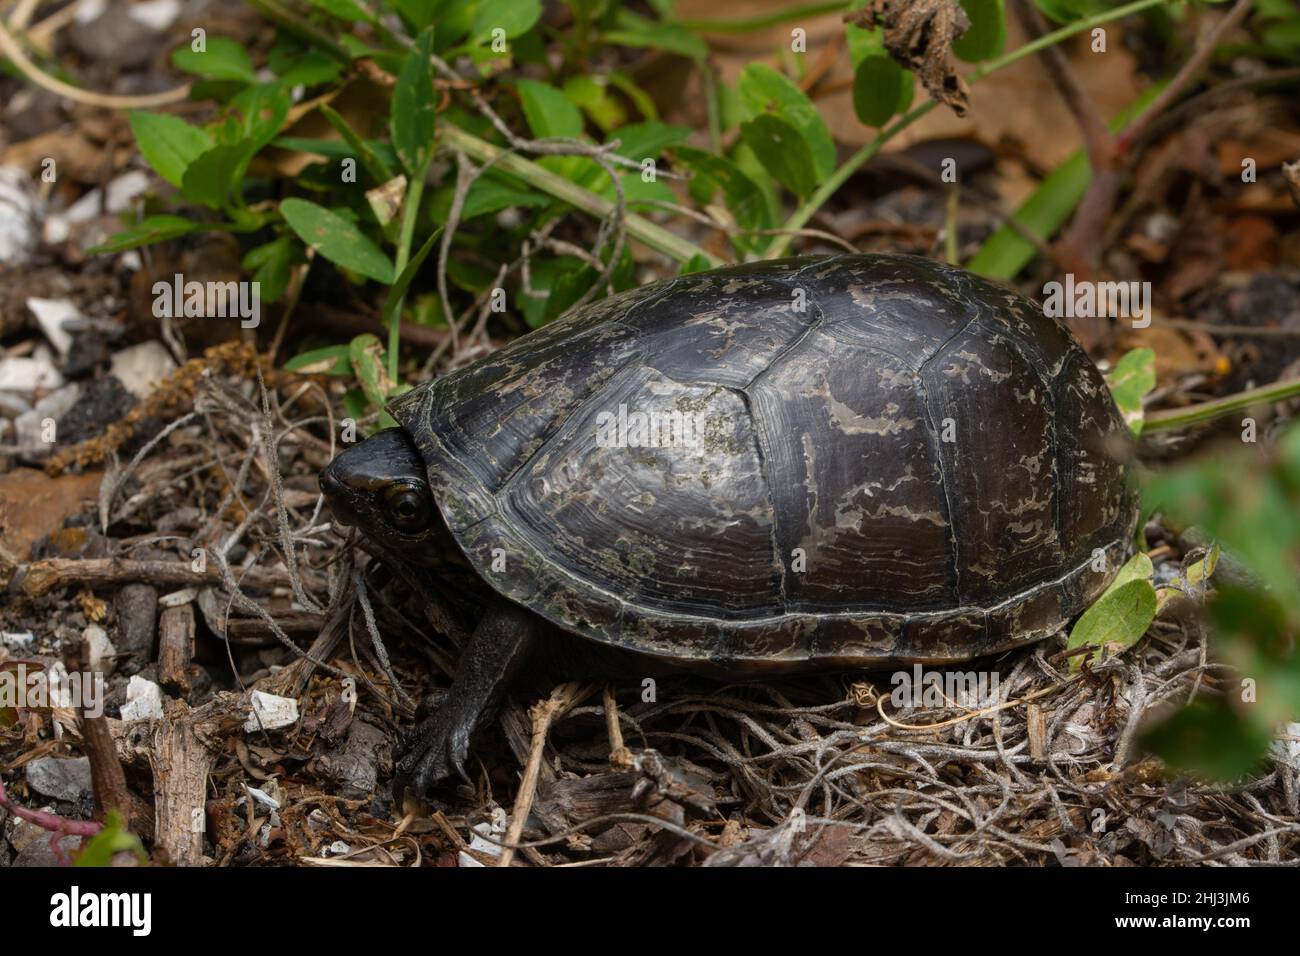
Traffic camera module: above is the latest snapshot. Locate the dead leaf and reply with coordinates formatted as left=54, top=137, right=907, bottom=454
left=1215, top=129, right=1300, bottom=176
left=1223, top=215, right=1278, bottom=271
left=0, top=469, right=103, bottom=561
left=848, top=0, right=971, bottom=116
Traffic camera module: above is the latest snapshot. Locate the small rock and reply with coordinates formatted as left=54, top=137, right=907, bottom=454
left=67, top=0, right=156, bottom=69
left=158, top=588, right=197, bottom=608
left=0, top=391, right=31, bottom=418
left=242, top=784, right=281, bottom=812
left=25, top=756, right=93, bottom=804
left=26, top=298, right=81, bottom=357
left=128, top=0, right=181, bottom=31
left=0, top=632, right=35, bottom=652
left=109, top=342, right=176, bottom=400
left=8, top=817, right=81, bottom=867
left=458, top=821, right=504, bottom=868
left=43, top=172, right=153, bottom=247
left=84, top=624, right=116, bottom=676
left=120, top=675, right=164, bottom=722
left=0, top=166, right=41, bottom=266
left=244, top=691, right=299, bottom=732
left=13, top=382, right=80, bottom=457
left=0, top=355, right=63, bottom=393
left=325, top=840, right=352, bottom=857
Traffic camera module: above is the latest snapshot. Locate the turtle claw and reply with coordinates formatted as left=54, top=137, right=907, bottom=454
left=391, top=600, right=538, bottom=799
left=394, top=711, right=473, bottom=795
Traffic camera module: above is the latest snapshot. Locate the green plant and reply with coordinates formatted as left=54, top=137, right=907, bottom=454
left=86, top=0, right=1228, bottom=406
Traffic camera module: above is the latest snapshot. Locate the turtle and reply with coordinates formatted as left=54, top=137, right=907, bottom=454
left=320, top=253, right=1138, bottom=793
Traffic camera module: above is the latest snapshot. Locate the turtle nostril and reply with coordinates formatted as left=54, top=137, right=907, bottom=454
left=319, top=468, right=358, bottom=527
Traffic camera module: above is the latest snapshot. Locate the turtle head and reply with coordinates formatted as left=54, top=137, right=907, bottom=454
left=320, top=428, right=440, bottom=559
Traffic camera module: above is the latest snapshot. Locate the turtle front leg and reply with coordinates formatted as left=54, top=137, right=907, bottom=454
left=395, top=598, right=537, bottom=795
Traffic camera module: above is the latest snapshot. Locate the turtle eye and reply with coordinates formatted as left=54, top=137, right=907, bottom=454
left=382, top=484, right=432, bottom=533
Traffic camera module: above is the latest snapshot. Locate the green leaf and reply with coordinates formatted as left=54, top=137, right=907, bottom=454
left=382, top=227, right=443, bottom=330
left=605, top=10, right=708, bottom=59
left=515, top=78, right=584, bottom=139
left=564, top=75, right=626, bottom=132
left=88, top=215, right=208, bottom=254
left=180, top=143, right=247, bottom=209
left=130, top=112, right=212, bottom=188
left=171, top=37, right=257, bottom=84
left=286, top=344, right=352, bottom=376
left=517, top=256, right=573, bottom=328
left=303, top=0, right=372, bottom=22
left=73, top=812, right=147, bottom=867
left=392, top=28, right=438, bottom=176
left=845, top=21, right=885, bottom=68
left=472, top=0, right=542, bottom=41
left=431, top=171, right=549, bottom=221
left=1144, top=431, right=1300, bottom=624
left=1066, top=552, right=1157, bottom=670
left=225, top=83, right=292, bottom=152
left=343, top=387, right=368, bottom=422
left=393, top=0, right=437, bottom=29
left=1106, top=347, right=1157, bottom=435
left=672, top=145, right=772, bottom=247
left=348, top=334, right=399, bottom=427
left=680, top=253, right=712, bottom=275
left=275, top=51, right=341, bottom=88
left=606, top=121, right=690, bottom=161
left=852, top=55, right=904, bottom=127
left=607, top=71, right=658, bottom=122
left=1033, top=0, right=1109, bottom=24
left=1140, top=697, right=1273, bottom=782
left=242, top=235, right=301, bottom=304
left=318, top=105, right=397, bottom=183
left=740, top=113, right=819, bottom=197
left=952, top=0, right=1006, bottom=62
left=736, top=63, right=836, bottom=180
left=281, top=198, right=395, bottom=283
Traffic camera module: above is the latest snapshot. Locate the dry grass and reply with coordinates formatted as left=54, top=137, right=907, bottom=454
left=4, top=359, right=1299, bottom=868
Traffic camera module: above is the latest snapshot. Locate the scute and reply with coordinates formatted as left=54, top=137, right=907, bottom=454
left=389, top=254, right=1137, bottom=672
left=749, top=328, right=956, bottom=612
left=504, top=365, right=785, bottom=615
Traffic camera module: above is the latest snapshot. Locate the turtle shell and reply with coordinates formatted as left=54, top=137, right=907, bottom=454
left=389, top=254, right=1137, bottom=673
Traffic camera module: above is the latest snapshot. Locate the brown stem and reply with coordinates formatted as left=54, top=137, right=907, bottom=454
left=20, top=558, right=294, bottom=599
left=80, top=639, right=132, bottom=829
left=1057, top=0, right=1252, bottom=281
left=1009, top=0, right=1117, bottom=172
left=1116, top=0, right=1255, bottom=152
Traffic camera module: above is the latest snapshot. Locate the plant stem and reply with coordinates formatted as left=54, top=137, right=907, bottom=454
left=439, top=123, right=723, bottom=267
left=761, top=0, right=1171, bottom=259
left=680, top=1, right=849, bottom=34
left=245, top=0, right=351, bottom=62
left=1143, top=378, right=1300, bottom=433
left=389, top=174, right=425, bottom=381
